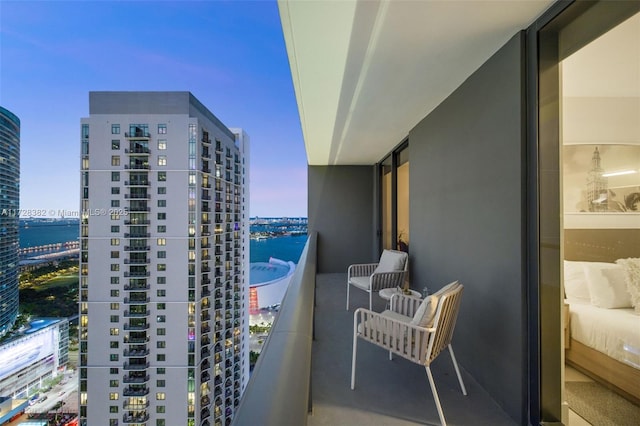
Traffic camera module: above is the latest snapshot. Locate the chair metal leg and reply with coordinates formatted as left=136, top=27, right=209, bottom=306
left=425, top=366, right=447, bottom=426
left=351, top=332, right=358, bottom=390
left=448, top=344, right=467, bottom=395
left=369, top=291, right=373, bottom=311
left=346, top=282, right=350, bottom=310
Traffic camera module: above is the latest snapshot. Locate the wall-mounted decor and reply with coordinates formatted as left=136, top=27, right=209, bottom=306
left=563, top=144, right=640, bottom=213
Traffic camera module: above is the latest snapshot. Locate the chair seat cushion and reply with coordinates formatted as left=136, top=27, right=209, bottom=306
left=374, top=249, right=408, bottom=274
left=349, top=276, right=370, bottom=291
left=357, top=309, right=411, bottom=333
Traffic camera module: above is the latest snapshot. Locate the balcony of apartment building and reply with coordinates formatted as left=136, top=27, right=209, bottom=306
left=233, top=234, right=518, bottom=426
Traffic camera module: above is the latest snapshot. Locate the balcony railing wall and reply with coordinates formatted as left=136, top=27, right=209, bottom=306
left=232, top=232, right=316, bottom=426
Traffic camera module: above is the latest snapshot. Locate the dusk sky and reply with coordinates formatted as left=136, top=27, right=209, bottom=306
left=0, top=0, right=307, bottom=218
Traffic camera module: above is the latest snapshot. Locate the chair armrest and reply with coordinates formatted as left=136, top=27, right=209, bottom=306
left=369, top=270, right=408, bottom=292
left=348, top=263, right=378, bottom=279
left=354, top=308, right=434, bottom=363
left=389, top=293, right=422, bottom=317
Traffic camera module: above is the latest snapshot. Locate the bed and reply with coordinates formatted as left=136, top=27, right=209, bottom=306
left=563, top=255, right=640, bottom=404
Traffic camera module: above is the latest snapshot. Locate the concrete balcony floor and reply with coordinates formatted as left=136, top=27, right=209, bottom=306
left=309, top=273, right=517, bottom=426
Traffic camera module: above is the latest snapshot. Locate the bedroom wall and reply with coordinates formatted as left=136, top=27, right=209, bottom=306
left=408, top=32, right=527, bottom=423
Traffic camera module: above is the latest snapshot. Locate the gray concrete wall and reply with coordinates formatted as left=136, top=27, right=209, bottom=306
left=308, top=165, right=375, bottom=273
left=408, top=32, right=527, bottom=423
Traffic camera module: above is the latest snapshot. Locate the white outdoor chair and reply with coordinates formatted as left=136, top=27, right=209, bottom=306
left=346, top=249, right=409, bottom=311
left=351, top=281, right=467, bottom=426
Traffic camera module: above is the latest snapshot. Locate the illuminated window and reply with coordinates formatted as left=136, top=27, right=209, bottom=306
left=158, top=156, right=167, bottom=166
left=158, top=124, right=167, bottom=134
left=111, top=156, right=120, bottom=166
left=110, top=328, right=119, bottom=336
left=109, top=392, right=119, bottom=400
left=157, top=238, right=166, bottom=246
left=111, top=213, right=120, bottom=220
left=156, top=392, right=166, bottom=400
left=158, top=139, right=167, bottom=150
left=110, top=303, right=119, bottom=310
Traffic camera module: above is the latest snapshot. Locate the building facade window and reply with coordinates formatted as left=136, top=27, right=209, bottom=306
left=111, top=124, right=120, bottom=134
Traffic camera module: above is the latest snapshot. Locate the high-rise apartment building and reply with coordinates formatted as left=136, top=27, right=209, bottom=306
left=79, top=92, right=249, bottom=426
left=0, top=107, right=20, bottom=338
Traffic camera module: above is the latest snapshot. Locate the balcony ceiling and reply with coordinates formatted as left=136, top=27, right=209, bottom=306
left=279, top=0, right=554, bottom=165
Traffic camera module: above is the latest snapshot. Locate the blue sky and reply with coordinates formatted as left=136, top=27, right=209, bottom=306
left=0, top=0, right=307, bottom=217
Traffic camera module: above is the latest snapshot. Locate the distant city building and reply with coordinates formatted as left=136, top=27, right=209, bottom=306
left=0, top=107, right=20, bottom=338
left=80, top=92, right=249, bottom=426
left=248, top=258, right=295, bottom=314
left=0, top=318, right=69, bottom=400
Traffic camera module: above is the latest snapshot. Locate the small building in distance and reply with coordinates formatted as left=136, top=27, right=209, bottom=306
left=0, top=318, right=69, bottom=401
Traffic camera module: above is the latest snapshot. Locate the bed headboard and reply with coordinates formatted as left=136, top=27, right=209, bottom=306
left=564, top=229, right=640, bottom=262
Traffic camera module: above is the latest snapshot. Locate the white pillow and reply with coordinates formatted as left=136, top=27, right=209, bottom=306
left=563, top=261, right=590, bottom=302
left=374, top=249, right=407, bottom=274
left=615, top=258, right=640, bottom=314
left=410, top=281, right=460, bottom=328
left=433, top=280, right=460, bottom=297
left=583, top=262, right=631, bottom=308
left=410, top=295, right=438, bottom=328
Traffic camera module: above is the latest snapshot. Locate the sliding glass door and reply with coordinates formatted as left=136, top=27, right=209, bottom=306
left=379, top=142, right=409, bottom=252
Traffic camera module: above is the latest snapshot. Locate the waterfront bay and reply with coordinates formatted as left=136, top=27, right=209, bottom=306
left=19, top=220, right=307, bottom=263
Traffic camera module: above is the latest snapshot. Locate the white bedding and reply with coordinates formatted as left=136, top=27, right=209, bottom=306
left=568, top=299, right=640, bottom=369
